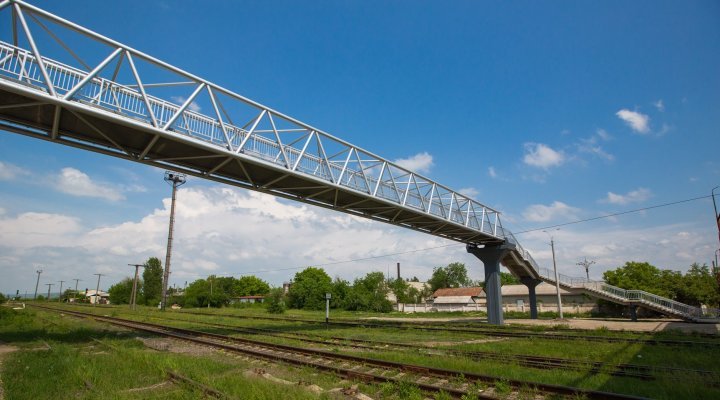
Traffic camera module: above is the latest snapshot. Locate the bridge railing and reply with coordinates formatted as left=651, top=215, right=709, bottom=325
left=0, top=38, right=504, bottom=239
left=535, top=266, right=720, bottom=319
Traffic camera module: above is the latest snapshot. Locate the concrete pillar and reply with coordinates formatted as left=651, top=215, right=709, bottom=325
left=630, top=305, right=638, bottom=322
left=520, top=277, right=542, bottom=319
left=467, top=243, right=513, bottom=325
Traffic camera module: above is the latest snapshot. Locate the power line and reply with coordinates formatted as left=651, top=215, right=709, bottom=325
left=244, top=193, right=713, bottom=276
left=512, top=194, right=712, bottom=235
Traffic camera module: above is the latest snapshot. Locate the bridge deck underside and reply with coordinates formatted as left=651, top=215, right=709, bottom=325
left=0, top=85, right=503, bottom=246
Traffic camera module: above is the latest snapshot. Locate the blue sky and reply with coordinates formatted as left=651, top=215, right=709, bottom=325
left=1, top=0, right=719, bottom=295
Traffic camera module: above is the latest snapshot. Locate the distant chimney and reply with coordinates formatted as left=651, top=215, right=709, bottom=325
left=396, top=262, right=400, bottom=280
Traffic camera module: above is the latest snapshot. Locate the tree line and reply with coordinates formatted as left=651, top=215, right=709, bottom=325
left=106, top=258, right=719, bottom=314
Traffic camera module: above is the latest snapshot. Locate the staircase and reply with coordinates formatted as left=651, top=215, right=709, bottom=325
left=497, top=232, right=720, bottom=323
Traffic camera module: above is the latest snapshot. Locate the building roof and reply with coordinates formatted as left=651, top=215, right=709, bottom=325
left=407, top=281, right=428, bottom=291
left=432, top=287, right=483, bottom=298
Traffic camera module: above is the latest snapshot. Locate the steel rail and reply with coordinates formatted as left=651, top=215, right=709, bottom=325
left=174, top=310, right=720, bottom=347
left=33, top=305, right=648, bottom=400
left=132, top=311, right=719, bottom=383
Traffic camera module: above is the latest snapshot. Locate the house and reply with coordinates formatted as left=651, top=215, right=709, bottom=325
left=231, top=295, right=265, bottom=304
left=387, top=281, right=430, bottom=303
left=85, top=289, right=110, bottom=305
left=430, top=287, right=484, bottom=312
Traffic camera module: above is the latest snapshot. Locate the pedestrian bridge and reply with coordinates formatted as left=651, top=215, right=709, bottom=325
left=0, top=0, right=716, bottom=324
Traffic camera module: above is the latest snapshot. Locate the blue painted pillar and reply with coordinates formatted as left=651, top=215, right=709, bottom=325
left=521, top=277, right=542, bottom=319
left=467, top=243, right=512, bottom=325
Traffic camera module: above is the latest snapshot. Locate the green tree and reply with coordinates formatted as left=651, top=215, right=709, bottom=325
left=500, top=272, right=520, bottom=286
left=0, top=293, right=6, bottom=303
left=603, top=261, right=670, bottom=297
left=678, top=263, right=720, bottom=307
left=287, top=267, right=332, bottom=310
left=108, top=277, right=136, bottom=305
left=233, top=276, right=270, bottom=296
left=344, top=272, right=392, bottom=312
left=184, top=278, right=226, bottom=308
left=428, top=262, right=471, bottom=291
left=265, top=287, right=287, bottom=314
left=142, top=257, right=163, bottom=305
left=330, top=277, right=350, bottom=309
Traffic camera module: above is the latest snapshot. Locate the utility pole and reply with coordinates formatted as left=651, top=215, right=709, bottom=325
left=208, top=277, right=213, bottom=309
left=162, top=171, right=186, bottom=310
left=45, top=283, right=54, bottom=301
left=713, top=186, right=720, bottom=246
left=128, top=264, right=144, bottom=310
left=58, top=280, right=65, bottom=302
left=72, top=278, right=81, bottom=302
left=543, top=229, right=563, bottom=319
left=576, top=258, right=596, bottom=280
left=93, top=273, right=104, bottom=306
left=33, top=268, right=43, bottom=300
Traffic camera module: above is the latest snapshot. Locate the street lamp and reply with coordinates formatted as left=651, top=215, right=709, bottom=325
left=543, top=229, right=563, bottom=319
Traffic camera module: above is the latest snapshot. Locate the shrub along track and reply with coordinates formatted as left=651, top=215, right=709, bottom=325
left=113, top=311, right=719, bottom=383
left=176, top=310, right=720, bottom=347
left=32, top=305, right=648, bottom=400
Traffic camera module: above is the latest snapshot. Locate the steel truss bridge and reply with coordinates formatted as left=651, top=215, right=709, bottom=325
left=0, top=0, right=715, bottom=323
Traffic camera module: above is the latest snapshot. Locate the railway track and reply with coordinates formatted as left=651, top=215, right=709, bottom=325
left=32, top=305, right=649, bottom=400
left=176, top=310, right=720, bottom=347
left=120, top=311, right=720, bottom=383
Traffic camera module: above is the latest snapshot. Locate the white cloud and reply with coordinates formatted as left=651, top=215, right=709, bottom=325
left=616, top=109, right=650, bottom=134
left=0, top=212, right=82, bottom=248
left=653, top=99, right=665, bottom=112
left=522, top=201, right=580, bottom=222
left=595, top=129, right=611, bottom=141
left=577, top=134, right=614, bottom=162
left=522, top=143, right=565, bottom=169
left=171, top=96, right=202, bottom=112
left=55, top=167, right=124, bottom=201
left=603, top=188, right=652, bottom=205
left=0, top=161, right=30, bottom=181
left=458, top=187, right=479, bottom=198
left=395, top=152, right=434, bottom=174
left=488, top=166, right=497, bottom=179
left=517, top=223, right=715, bottom=280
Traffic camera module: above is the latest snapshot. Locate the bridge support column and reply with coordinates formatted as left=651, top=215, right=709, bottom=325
left=520, top=277, right=542, bottom=319
left=630, top=305, right=638, bottom=322
left=467, top=243, right=513, bottom=325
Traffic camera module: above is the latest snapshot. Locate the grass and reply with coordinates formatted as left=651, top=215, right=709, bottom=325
left=6, top=303, right=720, bottom=399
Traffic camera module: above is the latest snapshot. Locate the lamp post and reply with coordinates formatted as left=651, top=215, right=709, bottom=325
left=162, top=171, right=186, bottom=310
left=33, top=268, right=43, bottom=300
left=543, top=229, right=563, bottom=319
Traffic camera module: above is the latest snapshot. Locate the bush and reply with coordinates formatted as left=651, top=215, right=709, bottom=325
left=265, top=288, right=287, bottom=314
left=0, top=293, right=6, bottom=303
